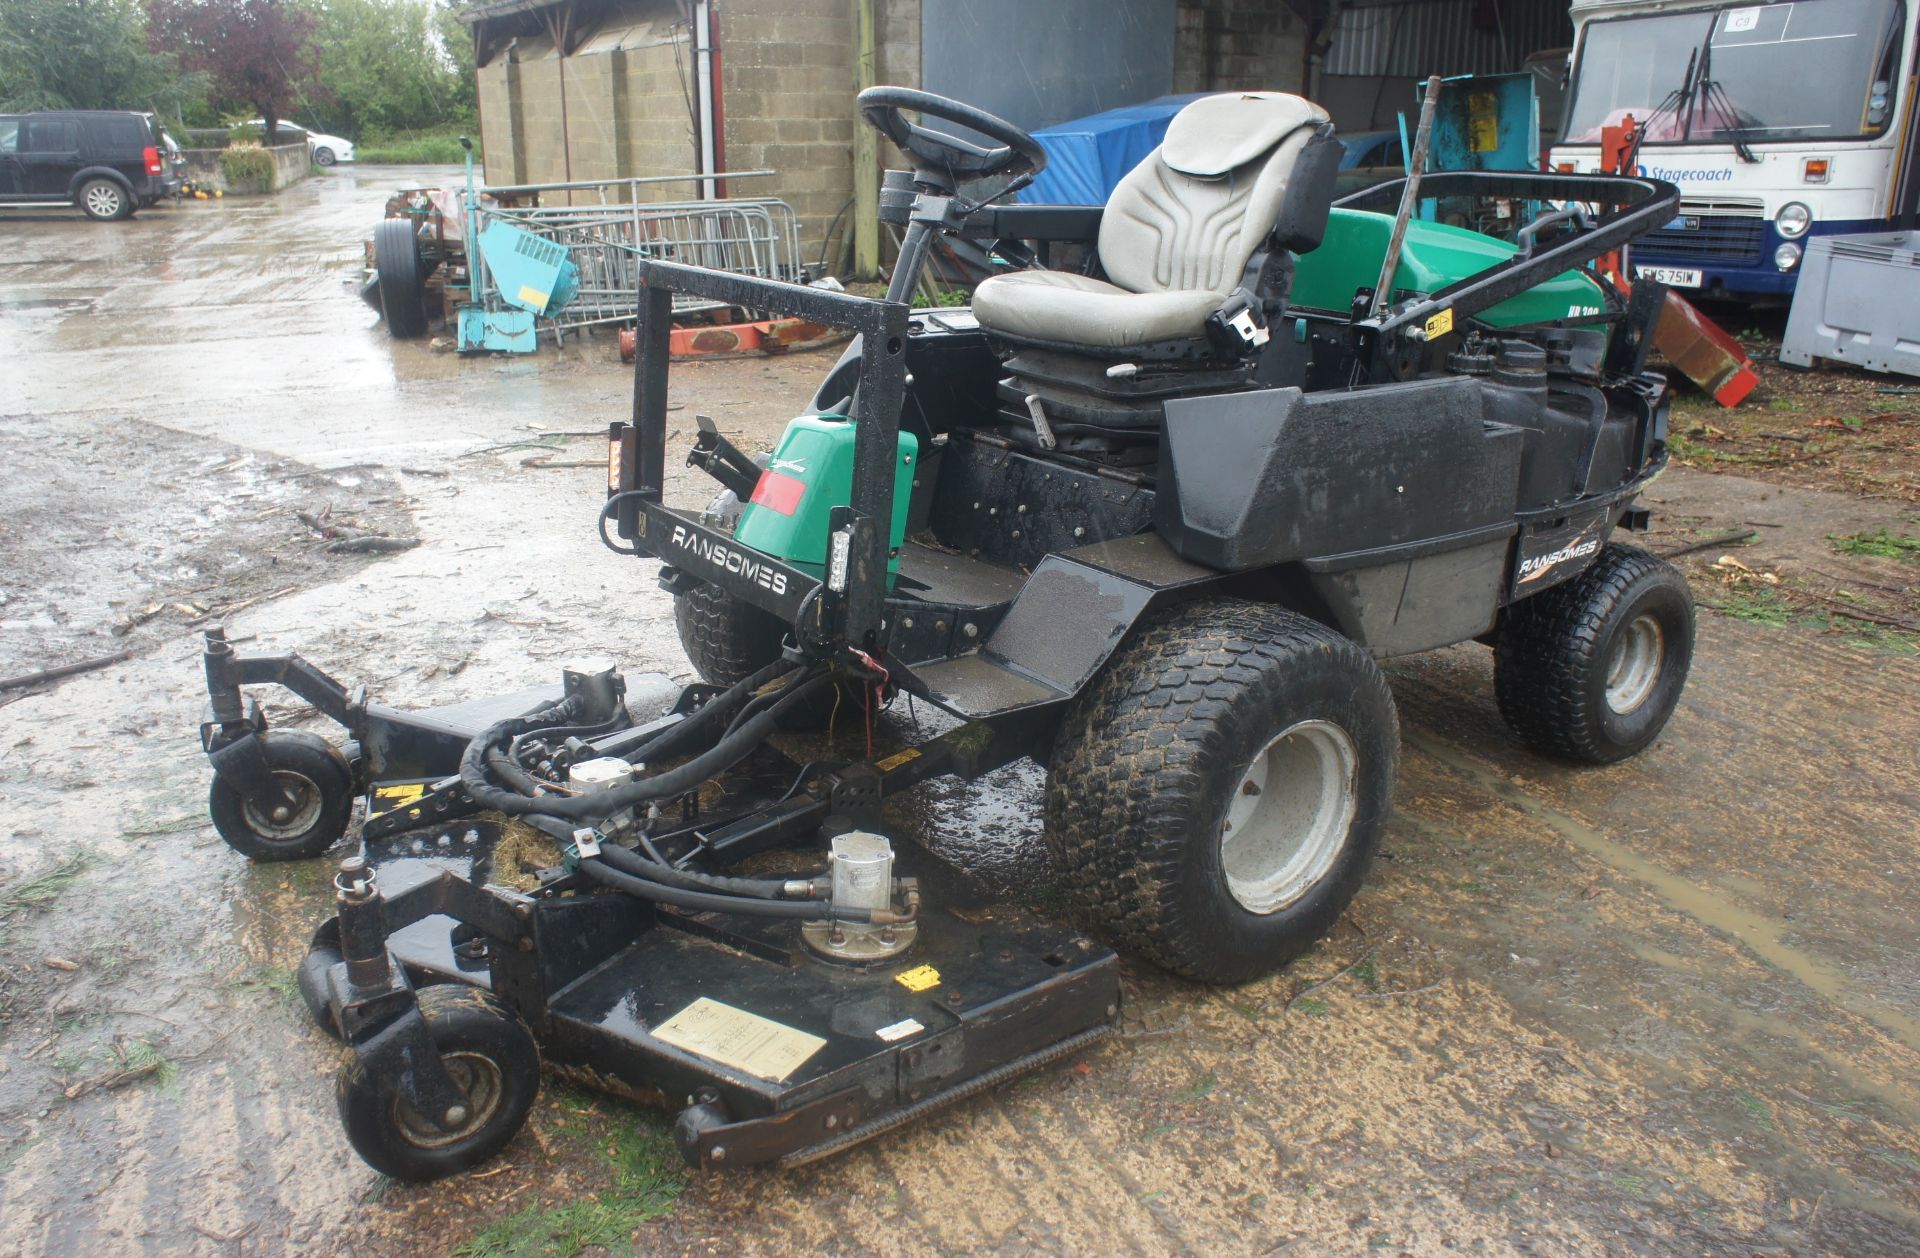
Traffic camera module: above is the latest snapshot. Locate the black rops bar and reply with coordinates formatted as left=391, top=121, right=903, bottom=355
left=622, top=258, right=910, bottom=653
left=1334, top=170, right=1680, bottom=339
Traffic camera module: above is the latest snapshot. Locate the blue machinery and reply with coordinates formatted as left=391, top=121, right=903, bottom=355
left=455, top=139, right=582, bottom=354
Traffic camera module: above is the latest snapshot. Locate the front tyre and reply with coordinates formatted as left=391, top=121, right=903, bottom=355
left=1494, top=542, right=1694, bottom=764
left=313, top=146, right=337, bottom=167
left=1044, top=600, right=1399, bottom=985
left=336, top=986, right=540, bottom=1182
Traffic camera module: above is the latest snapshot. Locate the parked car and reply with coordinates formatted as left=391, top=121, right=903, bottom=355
left=0, top=110, right=180, bottom=221
left=240, top=120, right=355, bottom=166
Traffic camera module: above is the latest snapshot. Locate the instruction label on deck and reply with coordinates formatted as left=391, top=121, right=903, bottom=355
left=652, top=997, right=825, bottom=1082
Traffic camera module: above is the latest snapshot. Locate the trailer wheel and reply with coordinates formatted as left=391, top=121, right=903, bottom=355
left=1494, top=543, right=1694, bottom=764
left=209, top=731, right=355, bottom=862
left=373, top=218, right=428, bottom=338
left=336, top=986, right=539, bottom=1182
left=1044, top=600, right=1399, bottom=985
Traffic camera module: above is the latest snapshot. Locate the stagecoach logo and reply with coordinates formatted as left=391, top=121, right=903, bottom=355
left=1518, top=523, right=1604, bottom=585
left=670, top=525, right=790, bottom=595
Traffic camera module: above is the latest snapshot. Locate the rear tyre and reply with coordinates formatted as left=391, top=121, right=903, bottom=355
left=674, top=580, right=788, bottom=688
left=374, top=218, right=428, bottom=338
left=1494, top=542, right=1694, bottom=764
left=79, top=178, right=130, bottom=221
left=336, top=986, right=539, bottom=1182
left=1044, top=600, right=1399, bottom=985
left=209, top=731, right=355, bottom=862
left=672, top=483, right=864, bottom=730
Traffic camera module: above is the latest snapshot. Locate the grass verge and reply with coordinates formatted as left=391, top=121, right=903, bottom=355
left=356, top=129, right=477, bottom=165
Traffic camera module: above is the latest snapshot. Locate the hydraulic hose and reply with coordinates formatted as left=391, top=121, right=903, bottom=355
left=594, top=840, right=810, bottom=900
left=577, top=855, right=866, bottom=920
left=458, top=664, right=829, bottom=820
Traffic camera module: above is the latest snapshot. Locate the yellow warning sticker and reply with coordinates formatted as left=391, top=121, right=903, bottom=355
left=652, top=997, right=825, bottom=1082
left=1424, top=308, right=1455, bottom=340
left=895, top=964, right=941, bottom=993
left=874, top=748, right=921, bottom=773
left=370, top=783, right=426, bottom=814
left=515, top=283, right=550, bottom=311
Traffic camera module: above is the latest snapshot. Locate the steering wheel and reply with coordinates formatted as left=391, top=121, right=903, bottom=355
left=856, top=86, right=1047, bottom=199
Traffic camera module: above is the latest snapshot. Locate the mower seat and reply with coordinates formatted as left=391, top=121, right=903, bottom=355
left=972, top=92, right=1337, bottom=353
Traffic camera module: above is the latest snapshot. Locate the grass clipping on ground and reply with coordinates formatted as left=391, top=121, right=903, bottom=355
left=453, top=1104, right=683, bottom=1258
left=1693, top=531, right=1920, bottom=655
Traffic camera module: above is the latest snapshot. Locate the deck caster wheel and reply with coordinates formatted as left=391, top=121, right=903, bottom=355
left=336, top=986, right=539, bottom=1182
left=1494, top=543, right=1694, bottom=764
left=297, top=919, right=345, bottom=1038
left=209, top=731, right=354, bottom=862
left=1044, top=599, right=1399, bottom=985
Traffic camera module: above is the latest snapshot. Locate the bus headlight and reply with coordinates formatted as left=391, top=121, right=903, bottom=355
left=1775, top=202, right=1813, bottom=238
left=1774, top=242, right=1802, bottom=271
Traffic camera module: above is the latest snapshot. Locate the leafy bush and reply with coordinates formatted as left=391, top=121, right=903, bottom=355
left=219, top=144, right=276, bottom=193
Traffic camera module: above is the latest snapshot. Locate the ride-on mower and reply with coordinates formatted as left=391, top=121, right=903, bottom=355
left=198, top=87, right=1696, bottom=1180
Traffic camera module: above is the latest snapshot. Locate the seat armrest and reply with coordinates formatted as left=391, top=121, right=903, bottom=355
left=957, top=204, right=1104, bottom=244
left=1270, top=126, right=1342, bottom=254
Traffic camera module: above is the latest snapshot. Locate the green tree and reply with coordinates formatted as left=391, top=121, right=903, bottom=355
left=0, top=0, right=201, bottom=116
left=300, top=0, right=474, bottom=139
left=149, top=0, right=320, bottom=140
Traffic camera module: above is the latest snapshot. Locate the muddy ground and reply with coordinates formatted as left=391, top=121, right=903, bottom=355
left=1, top=171, right=1918, bottom=1257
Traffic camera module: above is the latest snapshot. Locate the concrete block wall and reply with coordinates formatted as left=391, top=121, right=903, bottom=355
left=716, top=0, right=865, bottom=266
left=1174, top=0, right=1308, bottom=95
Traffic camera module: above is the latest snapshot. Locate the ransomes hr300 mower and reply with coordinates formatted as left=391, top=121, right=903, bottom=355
left=196, top=87, right=1695, bottom=1179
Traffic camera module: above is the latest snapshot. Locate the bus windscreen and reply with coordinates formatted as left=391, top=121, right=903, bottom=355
left=1565, top=0, right=1906, bottom=145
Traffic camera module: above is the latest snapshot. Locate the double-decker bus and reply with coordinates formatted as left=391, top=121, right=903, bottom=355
left=1549, top=0, right=1919, bottom=300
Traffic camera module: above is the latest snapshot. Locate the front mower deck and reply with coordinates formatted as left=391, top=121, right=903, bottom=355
left=355, top=800, right=1117, bottom=1169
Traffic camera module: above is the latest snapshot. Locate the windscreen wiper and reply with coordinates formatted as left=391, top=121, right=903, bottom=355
left=1691, top=31, right=1761, bottom=163
left=1638, top=45, right=1700, bottom=143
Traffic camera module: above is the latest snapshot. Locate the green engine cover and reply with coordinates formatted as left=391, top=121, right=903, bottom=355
left=733, top=414, right=919, bottom=580
left=1290, top=208, right=1608, bottom=328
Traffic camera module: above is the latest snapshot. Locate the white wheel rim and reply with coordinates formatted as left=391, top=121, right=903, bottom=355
left=1605, top=613, right=1665, bottom=715
left=1220, top=719, right=1359, bottom=915
left=391, top=1051, right=504, bottom=1148
left=240, top=769, right=323, bottom=838
left=85, top=185, right=119, bottom=216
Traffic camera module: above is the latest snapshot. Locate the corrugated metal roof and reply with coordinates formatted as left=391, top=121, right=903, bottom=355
left=1324, top=0, right=1574, bottom=77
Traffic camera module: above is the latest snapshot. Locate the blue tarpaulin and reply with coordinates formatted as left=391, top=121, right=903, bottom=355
left=1017, top=94, right=1209, bottom=205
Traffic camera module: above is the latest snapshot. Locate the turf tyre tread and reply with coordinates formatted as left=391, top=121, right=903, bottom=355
left=1493, top=542, right=1694, bottom=764
left=1043, top=599, right=1399, bottom=985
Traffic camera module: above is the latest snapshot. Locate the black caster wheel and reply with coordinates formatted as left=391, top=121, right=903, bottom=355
left=336, top=986, right=540, bottom=1182
left=296, top=918, right=345, bottom=1038
left=209, top=731, right=354, bottom=862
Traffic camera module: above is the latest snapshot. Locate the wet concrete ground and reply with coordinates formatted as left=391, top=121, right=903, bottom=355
left=1, top=170, right=1917, bottom=1257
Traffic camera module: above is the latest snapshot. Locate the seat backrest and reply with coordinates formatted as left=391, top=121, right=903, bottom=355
left=1098, top=92, right=1333, bottom=297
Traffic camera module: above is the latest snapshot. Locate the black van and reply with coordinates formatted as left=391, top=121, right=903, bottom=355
left=0, top=110, right=181, bottom=221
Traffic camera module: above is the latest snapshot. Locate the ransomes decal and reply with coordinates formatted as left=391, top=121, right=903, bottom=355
left=1517, top=519, right=1605, bottom=585
left=669, top=524, right=790, bottom=595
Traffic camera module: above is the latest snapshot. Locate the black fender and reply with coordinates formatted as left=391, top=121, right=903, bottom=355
left=68, top=165, right=136, bottom=200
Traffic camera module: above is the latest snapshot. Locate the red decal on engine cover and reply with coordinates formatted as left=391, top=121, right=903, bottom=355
left=749, top=470, right=805, bottom=516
